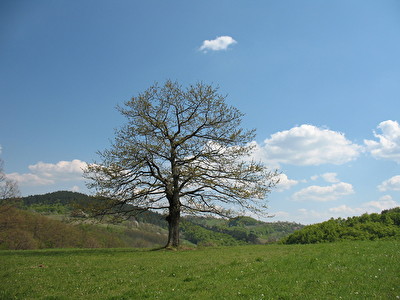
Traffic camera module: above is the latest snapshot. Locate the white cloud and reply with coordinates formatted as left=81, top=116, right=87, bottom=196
left=6, top=172, right=54, bottom=186
left=248, top=141, right=279, bottom=169
left=329, top=195, right=399, bottom=218
left=329, top=204, right=363, bottom=214
left=276, top=173, right=298, bottom=191
left=71, top=185, right=80, bottom=192
left=6, top=159, right=86, bottom=187
left=28, top=159, right=86, bottom=180
left=199, top=36, right=237, bottom=52
left=310, top=173, right=339, bottom=183
left=321, top=172, right=340, bottom=183
left=364, top=195, right=399, bottom=211
left=255, top=124, right=361, bottom=167
left=364, top=120, right=400, bottom=163
left=292, top=182, right=354, bottom=202
left=378, top=175, right=400, bottom=192
left=280, top=194, right=399, bottom=224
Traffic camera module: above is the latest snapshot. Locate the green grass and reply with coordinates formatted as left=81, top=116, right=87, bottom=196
left=1, top=241, right=399, bottom=299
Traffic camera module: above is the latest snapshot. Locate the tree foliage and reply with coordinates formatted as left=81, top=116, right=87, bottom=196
left=185, top=216, right=303, bottom=244
left=85, top=81, right=279, bottom=247
left=181, top=220, right=245, bottom=246
left=282, top=208, right=400, bottom=244
left=22, top=191, right=91, bottom=206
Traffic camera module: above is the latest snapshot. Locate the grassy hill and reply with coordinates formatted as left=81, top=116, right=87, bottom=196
left=0, top=206, right=168, bottom=250
left=1, top=241, right=399, bottom=299
left=1, top=191, right=303, bottom=249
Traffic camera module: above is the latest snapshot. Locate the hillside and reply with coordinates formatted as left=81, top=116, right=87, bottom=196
left=282, top=207, right=400, bottom=244
left=21, top=191, right=168, bottom=227
left=183, top=216, right=303, bottom=245
left=22, top=190, right=92, bottom=206
left=0, top=206, right=168, bottom=250
left=0, top=191, right=303, bottom=249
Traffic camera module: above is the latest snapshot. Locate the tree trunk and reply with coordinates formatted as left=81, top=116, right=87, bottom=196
left=165, top=203, right=180, bottom=248
left=166, top=145, right=180, bottom=248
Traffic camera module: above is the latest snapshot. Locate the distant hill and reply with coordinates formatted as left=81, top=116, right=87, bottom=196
left=184, top=215, right=304, bottom=245
left=3, top=191, right=399, bottom=249
left=282, top=207, right=400, bottom=244
left=21, top=191, right=168, bottom=227
left=22, top=190, right=92, bottom=206
left=0, top=191, right=304, bottom=249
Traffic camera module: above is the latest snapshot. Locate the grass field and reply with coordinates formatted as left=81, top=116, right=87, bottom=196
left=1, top=241, right=399, bottom=299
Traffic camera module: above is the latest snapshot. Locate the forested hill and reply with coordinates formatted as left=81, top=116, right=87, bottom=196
left=282, top=208, right=400, bottom=244
left=4, top=191, right=304, bottom=248
left=3, top=191, right=400, bottom=249
left=182, top=216, right=303, bottom=245
left=22, top=191, right=93, bottom=206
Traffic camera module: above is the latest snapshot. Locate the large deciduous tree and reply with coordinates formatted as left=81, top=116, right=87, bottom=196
left=85, top=81, right=279, bottom=248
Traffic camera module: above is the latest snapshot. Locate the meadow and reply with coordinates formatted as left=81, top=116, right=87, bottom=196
left=1, top=241, right=399, bottom=299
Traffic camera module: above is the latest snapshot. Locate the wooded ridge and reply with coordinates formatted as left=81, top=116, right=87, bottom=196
left=0, top=191, right=302, bottom=249
left=2, top=191, right=399, bottom=249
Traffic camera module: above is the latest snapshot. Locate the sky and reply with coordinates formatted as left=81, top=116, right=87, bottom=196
left=1, top=0, right=400, bottom=224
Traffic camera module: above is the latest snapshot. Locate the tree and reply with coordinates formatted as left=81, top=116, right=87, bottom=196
left=0, top=158, right=21, bottom=205
left=85, top=81, right=279, bottom=248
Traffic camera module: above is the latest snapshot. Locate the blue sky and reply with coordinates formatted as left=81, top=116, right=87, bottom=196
left=1, top=0, right=400, bottom=224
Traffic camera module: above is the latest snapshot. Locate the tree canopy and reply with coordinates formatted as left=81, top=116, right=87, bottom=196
left=282, top=208, right=400, bottom=244
left=85, top=81, right=279, bottom=247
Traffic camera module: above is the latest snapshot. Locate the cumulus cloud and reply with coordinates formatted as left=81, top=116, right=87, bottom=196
left=329, top=205, right=363, bottom=214
left=255, top=124, right=361, bottom=167
left=248, top=141, right=278, bottom=169
left=329, top=195, right=399, bottom=217
left=199, top=36, right=237, bottom=52
left=321, top=172, right=340, bottom=183
left=311, top=172, right=340, bottom=183
left=364, top=195, right=399, bottom=211
left=329, top=195, right=400, bottom=216
left=28, top=160, right=86, bottom=179
left=285, top=194, right=398, bottom=224
left=6, top=159, right=86, bottom=186
left=364, top=120, right=400, bottom=163
left=6, top=172, right=54, bottom=186
left=276, top=174, right=299, bottom=191
left=292, top=182, right=354, bottom=202
left=378, top=175, right=400, bottom=192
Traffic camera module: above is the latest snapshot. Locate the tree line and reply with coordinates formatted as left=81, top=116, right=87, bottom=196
left=282, top=208, right=400, bottom=244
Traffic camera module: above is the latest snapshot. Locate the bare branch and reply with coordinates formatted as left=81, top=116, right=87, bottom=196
left=84, top=81, right=280, bottom=247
